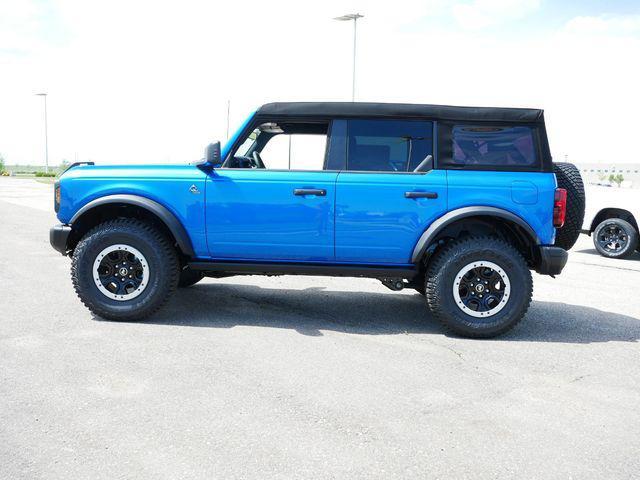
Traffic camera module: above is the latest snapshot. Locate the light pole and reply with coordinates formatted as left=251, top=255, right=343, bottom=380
left=35, top=93, right=49, bottom=173
left=333, top=13, right=364, bottom=101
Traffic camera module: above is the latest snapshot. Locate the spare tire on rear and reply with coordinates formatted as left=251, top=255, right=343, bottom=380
left=553, top=162, right=585, bottom=250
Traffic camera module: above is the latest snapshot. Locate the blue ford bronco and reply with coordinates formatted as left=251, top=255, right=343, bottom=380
left=50, top=102, right=585, bottom=338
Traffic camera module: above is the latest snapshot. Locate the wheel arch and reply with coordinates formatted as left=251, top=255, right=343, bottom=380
left=412, top=207, right=541, bottom=265
left=590, top=208, right=638, bottom=234
left=68, top=194, right=195, bottom=257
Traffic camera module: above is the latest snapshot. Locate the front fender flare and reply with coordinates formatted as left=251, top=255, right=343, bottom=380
left=411, top=206, right=541, bottom=263
left=70, top=194, right=195, bottom=257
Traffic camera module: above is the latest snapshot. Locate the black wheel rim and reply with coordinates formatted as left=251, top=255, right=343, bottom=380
left=93, top=244, right=149, bottom=301
left=597, top=224, right=628, bottom=253
left=453, top=261, right=511, bottom=318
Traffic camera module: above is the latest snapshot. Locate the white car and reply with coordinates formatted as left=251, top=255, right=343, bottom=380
left=582, top=185, right=640, bottom=258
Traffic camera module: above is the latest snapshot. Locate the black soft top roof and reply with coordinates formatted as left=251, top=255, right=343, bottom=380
left=258, top=102, right=544, bottom=124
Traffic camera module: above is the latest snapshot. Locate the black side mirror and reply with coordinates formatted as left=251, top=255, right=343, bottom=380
left=205, top=142, right=221, bottom=165
left=413, top=154, right=433, bottom=173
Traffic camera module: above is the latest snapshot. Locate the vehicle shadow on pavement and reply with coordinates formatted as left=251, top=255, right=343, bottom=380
left=573, top=247, right=640, bottom=261
left=101, top=283, right=640, bottom=344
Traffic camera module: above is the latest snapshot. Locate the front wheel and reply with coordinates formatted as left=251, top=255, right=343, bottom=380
left=71, top=219, right=180, bottom=321
left=593, top=218, right=638, bottom=259
left=425, top=237, right=533, bottom=338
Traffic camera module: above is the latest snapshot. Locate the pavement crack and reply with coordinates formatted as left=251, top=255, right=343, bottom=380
left=569, top=374, right=591, bottom=383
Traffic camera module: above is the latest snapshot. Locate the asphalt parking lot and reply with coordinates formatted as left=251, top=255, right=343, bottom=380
left=1, top=177, right=639, bottom=479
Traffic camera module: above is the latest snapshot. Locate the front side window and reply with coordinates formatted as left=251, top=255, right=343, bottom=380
left=228, top=121, right=328, bottom=171
left=260, top=133, right=327, bottom=171
left=346, top=120, right=433, bottom=172
left=452, top=125, right=537, bottom=167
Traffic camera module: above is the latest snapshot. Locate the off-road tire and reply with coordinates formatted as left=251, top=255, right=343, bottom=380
left=593, top=218, right=638, bottom=259
left=553, top=162, right=585, bottom=250
left=178, top=268, right=205, bottom=288
left=71, top=219, right=179, bottom=321
left=425, top=236, right=533, bottom=338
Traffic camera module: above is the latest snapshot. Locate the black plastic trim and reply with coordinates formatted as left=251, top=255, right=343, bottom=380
left=536, top=246, right=568, bottom=275
left=70, top=194, right=195, bottom=257
left=405, top=191, right=438, bottom=199
left=187, top=260, right=417, bottom=279
left=411, top=206, right=541, bottom=263
left=61, top=161, right=95, bottom=175
left=50, top=224, right=72, bottom=255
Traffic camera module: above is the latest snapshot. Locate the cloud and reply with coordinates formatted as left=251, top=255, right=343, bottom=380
left=452, top=0, right=541, bottom=30
left=0, top=0, right=42, bottom=54
left=563, top=14, right=640, bottom=36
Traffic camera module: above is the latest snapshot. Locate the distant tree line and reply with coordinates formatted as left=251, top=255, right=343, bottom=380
left=609, top=173, right=624, bottom=187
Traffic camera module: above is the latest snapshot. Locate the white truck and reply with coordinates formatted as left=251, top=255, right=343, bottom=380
left=582, top=185, right=640, bottom=258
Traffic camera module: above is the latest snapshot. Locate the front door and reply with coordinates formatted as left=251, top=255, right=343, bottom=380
left=205, top=119, right=338, bottom=262
left=335, top=119, right=448, bottom=264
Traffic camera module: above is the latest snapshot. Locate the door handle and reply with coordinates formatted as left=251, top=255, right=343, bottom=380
left=405, top=191, right=438, bottom=199
left=294, top=188, right=326, bottom=196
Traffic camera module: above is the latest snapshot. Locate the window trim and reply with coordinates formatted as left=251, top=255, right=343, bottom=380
left=221, top=116, right=553, bottom=174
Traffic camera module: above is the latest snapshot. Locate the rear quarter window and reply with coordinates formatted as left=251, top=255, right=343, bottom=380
left=448, top=125, right=538, bottom=169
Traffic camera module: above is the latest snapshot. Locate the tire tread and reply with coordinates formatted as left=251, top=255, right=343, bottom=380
left=71, top=218, right=179, bottom=320
left=553, top=162, right=585, bottom=250
left=425, top=236, right=533, bottom=338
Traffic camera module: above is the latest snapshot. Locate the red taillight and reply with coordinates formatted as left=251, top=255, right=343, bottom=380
left=553, top=188, right=567, bottom=228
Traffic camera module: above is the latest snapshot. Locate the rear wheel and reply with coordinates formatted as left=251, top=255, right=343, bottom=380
left=593, top=218, right=638, bottom=259
left=425, top=237, right=532, bottom=338
left=553, top=162, right=585, bottom=250
left=71, top=219, right=179, bottom=321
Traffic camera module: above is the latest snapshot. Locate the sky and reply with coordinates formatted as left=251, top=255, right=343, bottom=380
left=1, top=0, right=639, bottom=166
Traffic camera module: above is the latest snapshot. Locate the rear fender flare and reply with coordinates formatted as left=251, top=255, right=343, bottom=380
left=411, top=206, right=541, bottom=263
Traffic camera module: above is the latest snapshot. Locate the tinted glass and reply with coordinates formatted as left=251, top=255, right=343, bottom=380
left=452, top=125, right=536, bottom=167
left=347, top=120, right=433, bottom=172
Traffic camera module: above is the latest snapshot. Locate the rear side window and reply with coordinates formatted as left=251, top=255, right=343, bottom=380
left=346, top=120, right=433, bottom=172
left=451, top=125, right=537, bottom=168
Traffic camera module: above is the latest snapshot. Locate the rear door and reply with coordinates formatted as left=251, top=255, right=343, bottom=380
left=335, top=119, right=448, bottom=264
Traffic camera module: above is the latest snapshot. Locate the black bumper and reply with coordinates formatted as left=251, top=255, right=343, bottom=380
left=536, top=246, right=568, bottom=276
left=50, top=224, right=72, bottom=255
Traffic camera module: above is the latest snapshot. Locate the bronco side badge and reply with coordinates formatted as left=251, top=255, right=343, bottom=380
left=189, top=184, right=200, bottom=194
